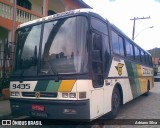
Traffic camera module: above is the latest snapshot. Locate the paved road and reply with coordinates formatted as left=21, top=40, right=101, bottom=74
left=0, top=83, right=160, bottom=128
left=0, top=100, right=11, bottom=117
left=116, top=82, right=160, bottom=119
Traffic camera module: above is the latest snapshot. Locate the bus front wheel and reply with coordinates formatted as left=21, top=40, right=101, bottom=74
left=109, top=87, right=120, bottom=119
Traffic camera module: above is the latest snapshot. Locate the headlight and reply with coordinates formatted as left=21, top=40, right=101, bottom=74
left=62, top=93, right=76, bottom=98
left=62, top=93, right=68, bottom=98
left=69, top=93, right=76, bottom=98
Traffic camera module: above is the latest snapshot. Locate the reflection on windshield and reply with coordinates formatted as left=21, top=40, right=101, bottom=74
left=41, top=16, right=88, bottom=74
left=14, top=25, right=41, bottom=76
left=13, top=16, right=89, bottom=77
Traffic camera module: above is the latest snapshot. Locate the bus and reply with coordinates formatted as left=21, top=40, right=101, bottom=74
left=10, top=9, right=154, bottom=120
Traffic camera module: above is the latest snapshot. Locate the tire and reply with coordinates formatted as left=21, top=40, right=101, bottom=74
left=143, top=81, right=150, bottom=96
left=109, top=87, right=121, bottom=119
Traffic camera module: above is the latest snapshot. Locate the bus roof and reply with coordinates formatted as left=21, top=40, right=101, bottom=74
left=18, top=9, right=98, bottom=28
left=17, top=8, right=151, bottom=56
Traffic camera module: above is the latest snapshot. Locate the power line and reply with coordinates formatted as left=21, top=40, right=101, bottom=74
left=130, top=16, right=150, bottom=40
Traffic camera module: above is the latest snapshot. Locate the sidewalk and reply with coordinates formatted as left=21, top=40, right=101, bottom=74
left=0, top=99, right=11, bottom=117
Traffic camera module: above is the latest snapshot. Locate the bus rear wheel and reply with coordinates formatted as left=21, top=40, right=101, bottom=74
left=109, top=87, right=120, bottom=119
left=143, top=81, right=150, bottom=96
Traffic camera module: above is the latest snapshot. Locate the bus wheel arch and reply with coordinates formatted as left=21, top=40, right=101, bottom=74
left=109, top=83, right=123, bottom=119
left=116, top=83, right=123, bottom=106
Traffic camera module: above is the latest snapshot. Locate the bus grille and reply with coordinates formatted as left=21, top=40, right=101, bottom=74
left=22, top=92, right=58, bottom=98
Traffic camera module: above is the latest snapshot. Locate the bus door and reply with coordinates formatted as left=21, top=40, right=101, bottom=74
left=90, top=31, right=104, bottom=119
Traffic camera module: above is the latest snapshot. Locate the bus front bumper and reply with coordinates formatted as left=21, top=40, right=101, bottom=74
left=10, top=98, right=90, bottom=120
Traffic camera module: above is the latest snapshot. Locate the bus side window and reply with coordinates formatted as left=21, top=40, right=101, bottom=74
left=111, top=30, right=124, bottom=56
left=146, top=54, right=149, bottom=65
left=125, top=40, right=134, bottom=59
left=119, top=36, right=124, bottom=56
left=149, top=56, right=153, bottom=66
left=141, top=51, right=145, bottom=64
left=134, top=46, right=141, bottom=62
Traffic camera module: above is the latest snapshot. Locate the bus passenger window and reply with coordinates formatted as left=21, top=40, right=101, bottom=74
left=141, top=51, right=145, bottom=64
left=134, top=46, right=141, bottom=62
left=111, top=31, right=119, bottom=54
left=119, top=36, right=124, bottom=56
left=111, top=31, right=124, bottom=56
left=146, top=54, right=150, bottom=65
left=125, top=40, right=134, bottom=59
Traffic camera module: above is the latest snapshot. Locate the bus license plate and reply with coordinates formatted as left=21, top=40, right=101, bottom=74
left=32, top=104, right=44, bottom=111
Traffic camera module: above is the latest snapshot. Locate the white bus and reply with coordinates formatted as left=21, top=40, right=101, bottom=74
left=10, top=9, right=154, bottom=120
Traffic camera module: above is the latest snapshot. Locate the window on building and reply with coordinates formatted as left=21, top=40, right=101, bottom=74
left=48, top=10, right=56, bottom=16
left=17, top=0, right=32, bottom=10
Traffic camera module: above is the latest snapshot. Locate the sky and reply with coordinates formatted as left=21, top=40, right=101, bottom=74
left=84, top=0, right=160, bottom=50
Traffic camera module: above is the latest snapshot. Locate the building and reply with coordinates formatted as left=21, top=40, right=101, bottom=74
left=148, top=48, right=160, bottom=65
left=0, top=0, right=90, bottom=90
left=148, top=47, right=160, bottom=75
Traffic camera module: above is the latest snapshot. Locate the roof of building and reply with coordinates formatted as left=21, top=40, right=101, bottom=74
left=73, top=0, right=92, bottom=8
left=148, top=48, right=160, bottom=57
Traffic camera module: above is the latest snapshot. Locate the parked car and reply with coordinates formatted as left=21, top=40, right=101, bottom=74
left=154, top=75, right=160, bottom=82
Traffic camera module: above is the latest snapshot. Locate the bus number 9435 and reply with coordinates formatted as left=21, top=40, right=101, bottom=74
left=12, top=84, right=30, bottom=89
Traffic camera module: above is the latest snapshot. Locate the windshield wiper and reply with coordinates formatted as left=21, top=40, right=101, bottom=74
left=18, top=68, right=27, bottom=82
left=46, top=61, right=61, bottom=82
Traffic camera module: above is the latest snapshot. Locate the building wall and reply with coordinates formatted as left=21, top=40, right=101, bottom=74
left=29, top=0, right=43, bottom=15
left=0, top=27, right=9, bottom=79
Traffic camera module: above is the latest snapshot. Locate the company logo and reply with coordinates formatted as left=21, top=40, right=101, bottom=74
left=115, top=63, right=124, bottom=76
left=35, top=92, right=40, bottom=98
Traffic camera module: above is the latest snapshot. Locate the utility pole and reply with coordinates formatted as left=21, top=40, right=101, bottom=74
left=130, top=16, right=150, bottom=40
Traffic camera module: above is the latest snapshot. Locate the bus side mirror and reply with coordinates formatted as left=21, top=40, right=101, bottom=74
left=93, top=34, right=102, bottom=51
left=92, top=50, right=101, bottom=61
left=91, top=32, right=104, bottom=87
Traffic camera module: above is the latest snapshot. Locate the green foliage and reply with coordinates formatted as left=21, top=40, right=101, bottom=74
left=2, top=78, right=10, bottom=89
left=0, top=77, right=10, bottom=94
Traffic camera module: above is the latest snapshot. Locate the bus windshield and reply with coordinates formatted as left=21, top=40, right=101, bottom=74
left=13, top=16, right=89, bottom=76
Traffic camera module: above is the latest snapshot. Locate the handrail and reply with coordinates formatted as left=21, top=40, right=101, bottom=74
left=0, top=0, right=43, bottom=23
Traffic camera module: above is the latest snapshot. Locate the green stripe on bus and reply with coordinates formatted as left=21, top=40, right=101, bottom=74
left=34, top=80, right=49, bottom=91
left=125, top=61, right=139, bottom=98
left=46, top=80, right=61, bottom=92
left=132, top=64, right=141, bottom=96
